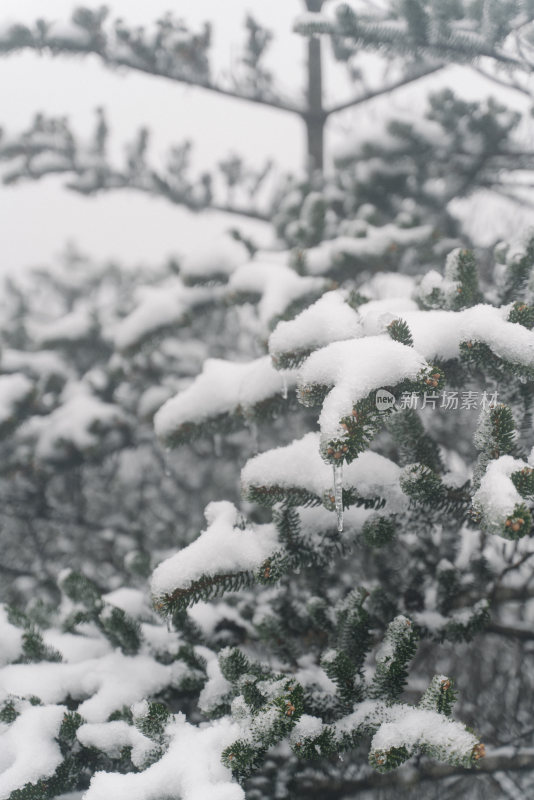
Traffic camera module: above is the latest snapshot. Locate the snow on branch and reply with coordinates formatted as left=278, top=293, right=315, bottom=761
left=303, top=225, right=434, bottom=277
left=0, top=373, right=35, bottom=436
left=297, top=336, right=433, bottom=460
left=0, top=703, right=67, bottom=798
left=289, top=611, right=483, bottom=772
left=19, top=384, right=130, bottom=466
left=292, top=693, right=482, bottom=773
left=227, top=259, right=332, bottom=331
left=112, top=280, right=220, bottom=353
left=154, top=356, right=296, bottom=447
left=394, top=306, right=534, bottom=372
left=269, top=290, right=362, bottom=369
left=241, top=431, right=407, bottom=514
left=474, top=455, right=534, bottom=539
left=84, top=715, right=245, bottom=800
left=150, top=502, right=279, bottom=614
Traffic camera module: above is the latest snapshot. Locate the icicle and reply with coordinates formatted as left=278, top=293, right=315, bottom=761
left=163, top=446, right=171, bottom=477
left=333, top=461, right=344, bottom=532
left=249, top=421, right=259, bottom=453
left=214, top=433, right=222, bottom=457
left=281, top=373, right=288, bottom=400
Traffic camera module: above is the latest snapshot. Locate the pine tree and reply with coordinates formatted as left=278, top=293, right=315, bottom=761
left=0, top=242, right=255, bottom=602
left=3, top=233, right=534, bottom=797
left=3, top=3, right=534, bottom=799
left=0, top=0, right=533, bottom=230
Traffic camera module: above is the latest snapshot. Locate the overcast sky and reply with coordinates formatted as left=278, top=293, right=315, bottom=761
left=0, top=0, right=312, bottom=272
left=0, top=1, right=533, bottom=273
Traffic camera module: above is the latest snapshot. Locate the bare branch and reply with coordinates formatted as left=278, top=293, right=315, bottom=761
left=0, top=13, right=304, bottom=116
left=298, top=749, right=534, bottom=798
left=0, top=562, right=35, bottom=578
left=485, top=622, right=534, bottom=642
left=0, top=114, right=272, bottom=222
left=471, top=64, right=532, bottom=98
left=325, top=63, right=444, bottom=116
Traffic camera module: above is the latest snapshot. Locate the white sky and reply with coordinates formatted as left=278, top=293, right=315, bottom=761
left=0, top=0, right=533, bottom=274
left=0, top=0, right=312, bottom=273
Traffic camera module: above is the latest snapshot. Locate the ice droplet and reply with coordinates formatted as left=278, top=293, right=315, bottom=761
left=281, top=373, right=288, bottom=400
left=333, top=462, right=343, bottom=532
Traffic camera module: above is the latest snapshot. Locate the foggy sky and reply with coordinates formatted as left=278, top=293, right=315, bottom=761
left=0, top=0, right=533, bottom=274
left=0, top=1, right=309, bottom=272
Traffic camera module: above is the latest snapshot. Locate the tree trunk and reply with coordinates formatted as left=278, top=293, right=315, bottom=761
left=305, top=0, right=325, bottom=174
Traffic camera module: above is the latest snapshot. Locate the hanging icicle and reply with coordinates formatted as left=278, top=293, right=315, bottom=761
left=281, top=373, right=288, bottom=400
left=333, top=461, right=344, bottom=532
left=214, top=433, right=222, bottom=457
left=249, top=421, right=259, bottom=453
left=163, top=448, right=171, bottom=478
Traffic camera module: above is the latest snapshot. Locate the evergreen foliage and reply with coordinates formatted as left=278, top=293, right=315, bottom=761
left=3, top=2, right=534, bottom=799
left=3, top=231, right=534, bottom=797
